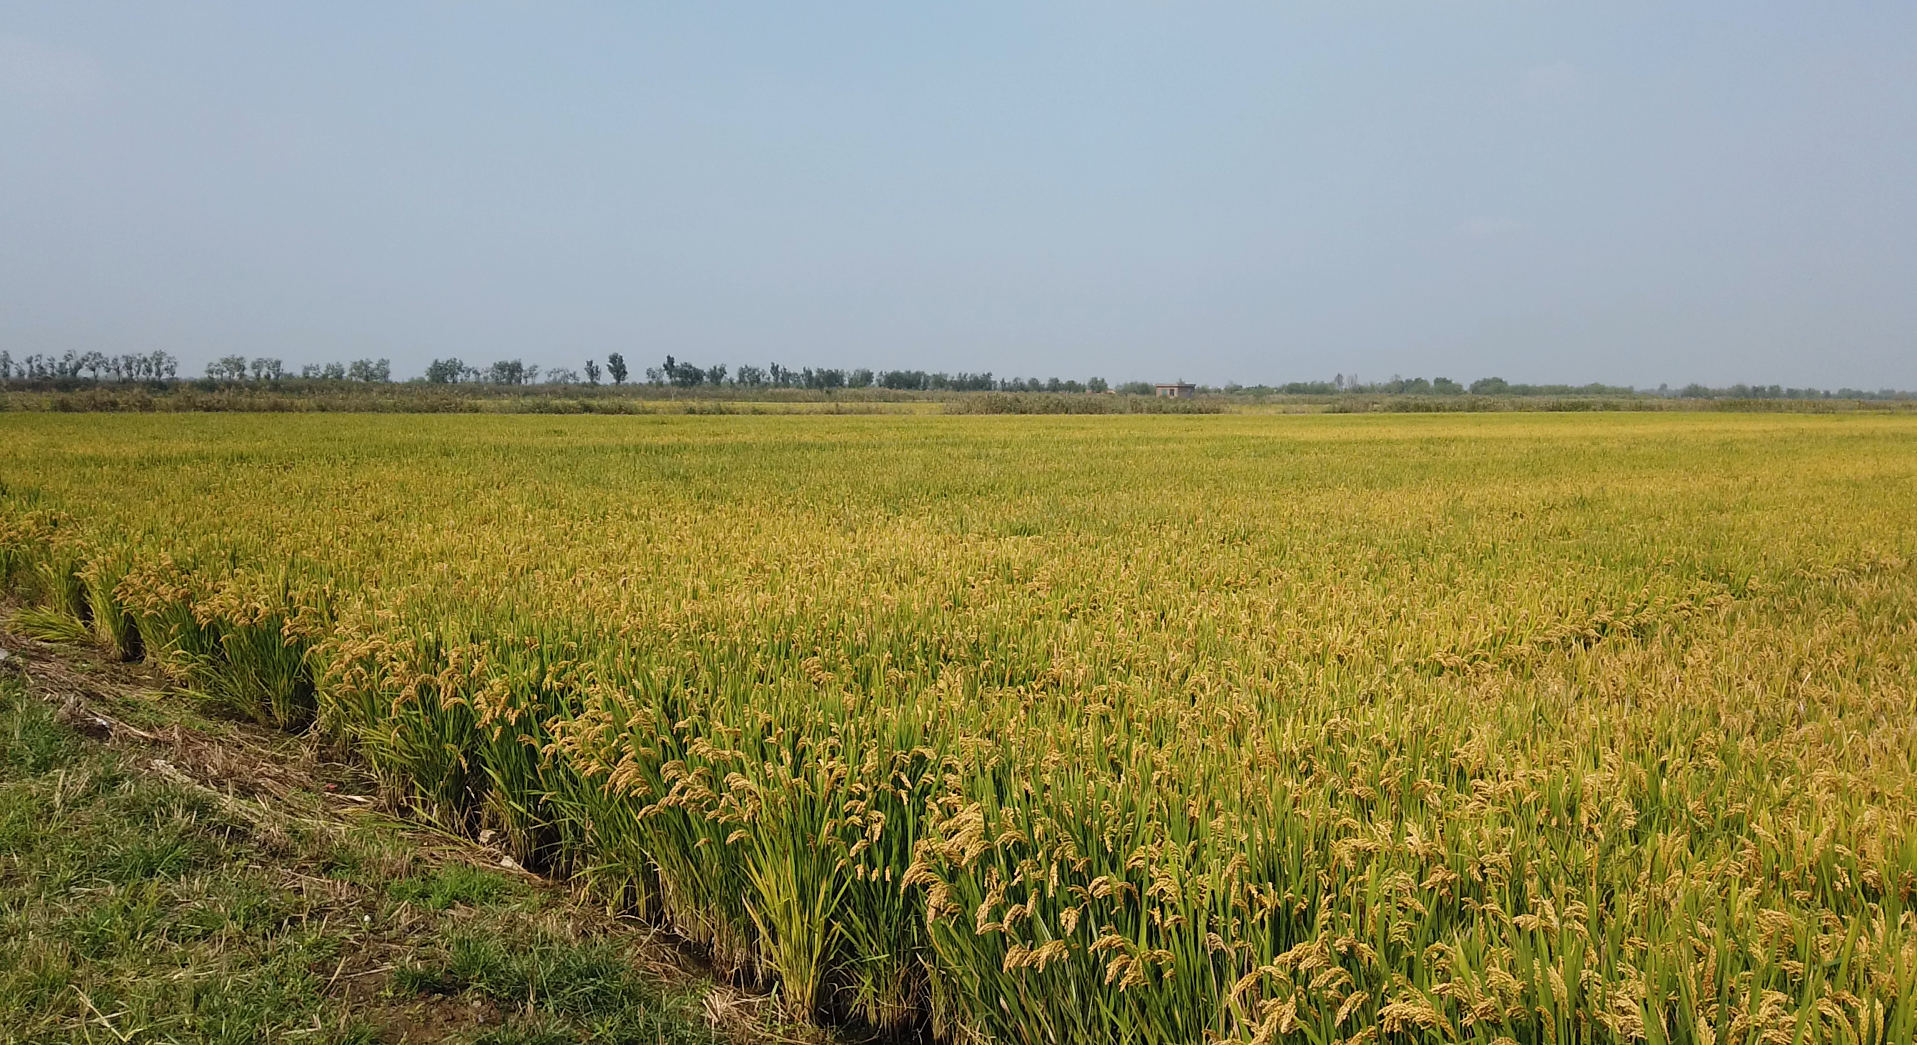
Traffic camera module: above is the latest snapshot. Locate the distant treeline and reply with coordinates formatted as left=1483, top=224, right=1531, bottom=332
left=0, top=350, right=394, bottom=385
left=2, top=350, right=181, bottom=382
left=422, top=353, right=1113, bottom=394
left=947, top=392, right=1218, bottom=414
left=1230, top=374, right=1917, bottom=401
left=3, top=349, right=1912, bottom=402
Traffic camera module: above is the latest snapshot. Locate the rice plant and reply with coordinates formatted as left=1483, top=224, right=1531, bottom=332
left=80, top=557, right=143, bottom=661
left=2, top=409, right=1914, bottom=1043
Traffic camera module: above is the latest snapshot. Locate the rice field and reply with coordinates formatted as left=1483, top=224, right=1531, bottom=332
left=3, top=411, right=1915, bottom=1044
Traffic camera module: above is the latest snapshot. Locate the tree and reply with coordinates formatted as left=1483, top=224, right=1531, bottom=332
left=117, top=352, right=175, bottom=381
left=801, top=367, right=844, bottom=390
left=606, top=352, right=627, bottom=385
left=486, top=359, right=529, bottom=385
left=545, top=366, right=582, bottom=385
left=1469, top=377, right=1509, bottom=395
left=1432, top=377, right=1463, bottom=395
left=250, top=358, right=285, bottom=381
left=705, top=364, right=728, bottom=386
left=347, top=359, right=392, bottom=382
left=425, top=358, right=466, bottom=384
left=1087, top=377, right=1108, bottom=393
left=657, top=355, right=713, bottom=387
left=207, top=355, right=249, bottom=381
left=584, top=359, right=602, bottom=386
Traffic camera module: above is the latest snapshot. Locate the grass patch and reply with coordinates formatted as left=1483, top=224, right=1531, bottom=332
left=0, top=684, right=78, bottom=775
left=389, top=862, right=531, bottom=911
left=0, top=673, right=723, bottom=1045
left=396, top=930, right=714, bottom=1045
left=0, top=678, right=351, bottom=1042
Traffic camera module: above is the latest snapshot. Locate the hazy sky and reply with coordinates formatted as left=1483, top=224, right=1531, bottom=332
left=4, top=4, right=1914, bottom=388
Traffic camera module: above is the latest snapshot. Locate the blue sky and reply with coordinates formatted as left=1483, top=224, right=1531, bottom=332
left=3, top=3, right=1913, bottom=387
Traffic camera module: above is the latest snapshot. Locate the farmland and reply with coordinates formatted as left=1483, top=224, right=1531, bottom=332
left=3, top=411, right=1915, bottom=1044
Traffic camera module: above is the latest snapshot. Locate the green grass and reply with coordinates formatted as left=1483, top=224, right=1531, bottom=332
left=394, top=931, right=714, bottom=1044
left=0, top=679, right=344, bottom=1043
left=0, top=673, right=723, bottom=1044
left=389, top=864, right=531, bottom=911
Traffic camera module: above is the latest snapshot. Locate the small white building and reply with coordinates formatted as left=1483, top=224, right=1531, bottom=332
left=1154, top=382, right=1196, bottom=399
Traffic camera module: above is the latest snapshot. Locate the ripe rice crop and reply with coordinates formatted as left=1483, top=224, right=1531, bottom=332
left=3, top=411, right=1914, bottom=1044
